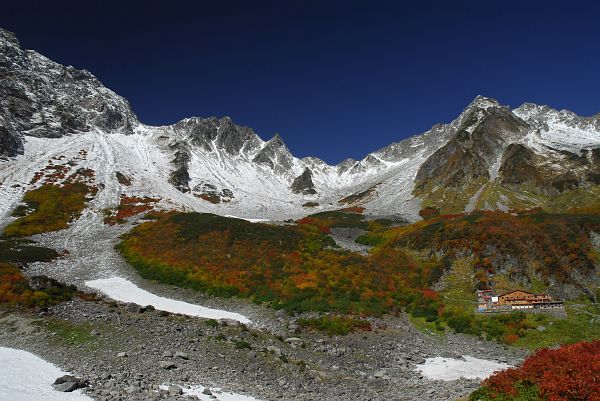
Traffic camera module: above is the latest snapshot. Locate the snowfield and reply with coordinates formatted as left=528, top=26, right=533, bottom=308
left=0, top=347, right=93, bottom=401
left=159, top=384, right=263, bottom=401
left=85, top=277, right=252, bottom=324
left=415, top=356, right=511, bottom=381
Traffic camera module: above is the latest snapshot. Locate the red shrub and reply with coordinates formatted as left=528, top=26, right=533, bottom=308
left=482, top=340, right=600, bottom=401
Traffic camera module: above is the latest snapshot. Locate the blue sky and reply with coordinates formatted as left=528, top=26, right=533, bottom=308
left=2, top=0, right=599, bottom=164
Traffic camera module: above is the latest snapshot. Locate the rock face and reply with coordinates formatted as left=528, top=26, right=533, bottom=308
left=291, top=168, right=316, bottom=194
left=414, top=98, right=529, bottom=205
left=0, top=119, right=22, bottom=158
left=167, top=142, right=191, bottom=193
left=413, top=96, right=600, bottom=213
left=0, top=29, right=136, bottom=142
left=500, top=144, right=600, bottom=195
left=253, top=133, right=294, bottom=173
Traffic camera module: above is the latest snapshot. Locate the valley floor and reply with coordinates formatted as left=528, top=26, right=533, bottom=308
left=0, top=299, right=524, bottom=401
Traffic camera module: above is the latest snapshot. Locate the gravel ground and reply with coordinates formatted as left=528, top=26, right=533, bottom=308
left=329, top=228, right=371, bottom=255
left=0, top=298, right=526, bottom=401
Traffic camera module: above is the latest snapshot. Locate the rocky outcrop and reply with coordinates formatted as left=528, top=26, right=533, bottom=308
left=498, top=144, right=540, bottom=187
left=500, top=144, right=600, bottom=195
left=53, top=375, right=88, bottom=393
left=291, top=168, right=316, bottom=194
left=192, top=181, right=234, bottom=203
left=167, top=142, right=191, bottom=193
left=0, top=120, right=23, bottom=158
left=0, top=28, right=136, bottom=145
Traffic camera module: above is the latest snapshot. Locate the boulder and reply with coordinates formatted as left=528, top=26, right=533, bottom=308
left=174, top=351, right=189, bottom=360
left=159, top=361, right=176, bottom=370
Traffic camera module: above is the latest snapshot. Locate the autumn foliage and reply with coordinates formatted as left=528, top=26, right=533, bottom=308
left=471, top=340, right=600, bottom=401
left=103, top=195, right=159, bottom=225
left=118, top=212, right=439, bottom=315
left=0, top=262, right=76, bottom=308
left=4, top=182, right=97, bottom=237
left=4, top=166, right=98, bottom=237
left=389, top=209, right=600, bottom=289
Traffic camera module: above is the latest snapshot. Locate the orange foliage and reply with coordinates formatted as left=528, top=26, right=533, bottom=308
left=196, top=194, right=221, bottom=204
left=502, top=332, right=520, bottom=345
left=118, top=213, right=435, bottom=314
left=104, top=195, right=159, bottom=225
left=390, top=209, right=600, bottom=289
left=0, top=263, right=76, bottom=308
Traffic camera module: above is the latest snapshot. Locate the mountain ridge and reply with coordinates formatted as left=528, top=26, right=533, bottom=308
left=1, top=27, right=600, bottom=222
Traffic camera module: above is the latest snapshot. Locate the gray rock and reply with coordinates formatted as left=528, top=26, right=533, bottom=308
left=174, top=351, right=189, bottom=360
left=159, top=361, right=176, bottom=370
left=54, top=381, right=80, bottom=392
left=284, top=337, right=303, bottom=346
left=168, top=385, right=183, bottom=395
left=373, top=370, right=386, bottom=379
left=266, top=346, right=282, bottom=356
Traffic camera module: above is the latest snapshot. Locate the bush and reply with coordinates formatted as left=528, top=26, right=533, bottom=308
left=297, top=316, right=371, bottom=335
left=0, top=263, right=77, bottom=308
left=4, top=182, right=97, bottom=237
left=471, top=340, right=600, bottom=401
left=234, top=340, right=252, bottom=350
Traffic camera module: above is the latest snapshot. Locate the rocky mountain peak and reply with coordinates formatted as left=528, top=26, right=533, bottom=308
left=252, top=133, right=294, bottom=172
left=269, top=133, right=285, bottom=147
left=466, top=95, right=501, bottom=111
left=0, top=28, right=19, bottom=48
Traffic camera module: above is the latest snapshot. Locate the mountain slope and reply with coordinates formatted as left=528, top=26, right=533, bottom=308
left=414, top=97, right=600, bottom=214
left=1, top=27, right=600, bottom=223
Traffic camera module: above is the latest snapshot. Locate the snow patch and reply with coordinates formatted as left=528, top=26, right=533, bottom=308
left=0, top=347, right=93, bottom=401
left=224, top=215, right=271, bottom=223
left=415, top=356, right=511, bottom=381
left=85, top=277, right=251, bottom=324
left=159, top=384, right=263, bottom=401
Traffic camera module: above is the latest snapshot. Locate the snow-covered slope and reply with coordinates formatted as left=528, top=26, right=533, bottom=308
left=1, top=27, right=600, bottom=222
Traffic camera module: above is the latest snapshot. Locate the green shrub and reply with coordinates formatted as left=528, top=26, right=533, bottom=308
left=234, top=340, right=252, bottom=350
left=297, top=316, right=371, bottom=335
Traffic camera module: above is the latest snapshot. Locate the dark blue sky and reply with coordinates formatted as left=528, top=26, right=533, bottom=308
left=2, top=1, right=599, bottom=164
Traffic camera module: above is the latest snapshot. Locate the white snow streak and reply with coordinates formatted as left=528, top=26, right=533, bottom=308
left=85, top=277, right=251, bottom=324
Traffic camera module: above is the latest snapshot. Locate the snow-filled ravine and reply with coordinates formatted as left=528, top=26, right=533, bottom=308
left=159, top=384, right=263, bottom=401
left=415, top=356, right=511, bottom=381
left=0, top=347, right=93, bottom=401
left=85, top=277, right=251, bottom=324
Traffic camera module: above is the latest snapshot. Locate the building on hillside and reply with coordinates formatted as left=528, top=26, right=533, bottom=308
left=476, top=289, right=563, bottom=312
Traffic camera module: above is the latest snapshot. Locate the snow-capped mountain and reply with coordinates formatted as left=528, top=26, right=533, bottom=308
left=1, top=27, right=600, bottom=222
